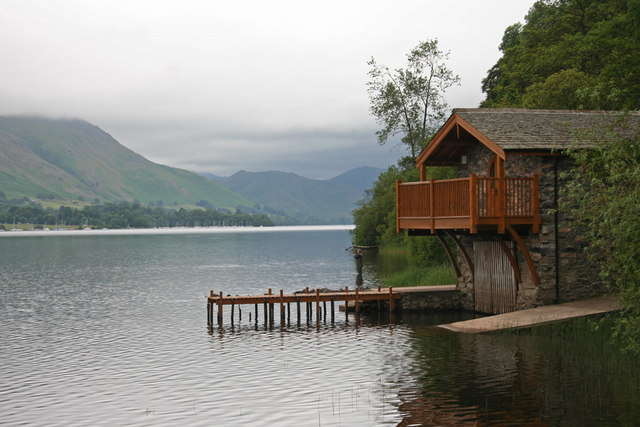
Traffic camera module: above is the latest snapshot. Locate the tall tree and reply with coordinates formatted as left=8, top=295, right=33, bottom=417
left=481, top=0, right=640, bottom=110
left=367, top=39, right=460, bottom=159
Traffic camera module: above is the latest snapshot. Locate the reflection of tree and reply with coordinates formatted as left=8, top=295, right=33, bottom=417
left=395, top=320, right=640, bottom=425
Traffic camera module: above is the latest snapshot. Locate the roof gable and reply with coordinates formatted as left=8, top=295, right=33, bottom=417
left=417, top=108, right=640, bottom=167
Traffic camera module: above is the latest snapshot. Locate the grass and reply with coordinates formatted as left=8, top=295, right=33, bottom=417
left=381, top=264, right=457, bottom=288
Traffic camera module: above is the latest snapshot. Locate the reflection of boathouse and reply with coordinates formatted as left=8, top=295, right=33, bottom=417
left=396, top=108, right=639, bottom=314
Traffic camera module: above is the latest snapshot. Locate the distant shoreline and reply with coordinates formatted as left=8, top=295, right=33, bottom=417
left=0, top=225, right=355, bottom=238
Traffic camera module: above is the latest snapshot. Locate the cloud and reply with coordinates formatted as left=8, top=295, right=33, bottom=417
left=0, top=0, right=534, bottom=179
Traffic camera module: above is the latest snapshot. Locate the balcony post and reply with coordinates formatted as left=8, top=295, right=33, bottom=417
left=469, top=174, right=477, bottom=233
left=429, top=178, right=435, bottom=233
left=532, top=174, right=541, bottom=233
left=396, top=180, right=402, bottom=234
left=497, top=157, right=506, bottom=234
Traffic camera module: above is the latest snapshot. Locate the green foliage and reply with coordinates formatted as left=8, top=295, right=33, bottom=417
left=0, top=199, right=274, bottom=229
left=482, top=0, right=640, bottom=110
left=352, top=157, right=454, bottom=267
left=381, top=264, right=456, bottom=288
left=367, top=39, right=461, bottom=159
left=562, top=113, right=640, bottom=354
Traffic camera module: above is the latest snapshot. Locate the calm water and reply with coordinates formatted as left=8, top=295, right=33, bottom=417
left=1, top=227, right=639, bottom=426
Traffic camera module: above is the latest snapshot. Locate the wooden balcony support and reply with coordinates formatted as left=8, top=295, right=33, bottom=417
left=436, top=233, right=461, bottom=278
left=495, top=235, right=522, bottom=284
left=506, top=225, right=540, bottom=286
left=442, top=230, right=474, bottom=279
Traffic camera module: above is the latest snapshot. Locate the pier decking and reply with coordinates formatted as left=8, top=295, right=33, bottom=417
left=207, top=286, right=401, bottom=326
left=439, top=295, right=621, bottom=333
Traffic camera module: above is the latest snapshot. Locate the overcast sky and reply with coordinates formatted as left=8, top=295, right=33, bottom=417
left=0, top=0, right=534, bottom=179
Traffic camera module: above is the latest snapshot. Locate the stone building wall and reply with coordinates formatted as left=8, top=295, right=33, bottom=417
left=449, top=144, right=605, bottom=312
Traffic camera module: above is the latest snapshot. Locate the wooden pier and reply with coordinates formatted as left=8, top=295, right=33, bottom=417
left=207, top=286, right=401, bottom=326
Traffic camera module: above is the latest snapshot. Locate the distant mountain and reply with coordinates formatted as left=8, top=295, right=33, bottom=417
left=197, top=172, right=225, bottom=181
left=0, top=116, right=251, bottom=208
left=329, top=166, right=384, bottom=194
left=221, top=168, right=381, bottom=224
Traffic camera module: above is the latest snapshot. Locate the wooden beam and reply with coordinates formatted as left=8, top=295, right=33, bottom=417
left=495, top=236, right=522, bottom=284
left=506, top=225, right=540, bottom=286
left=416, top=114, right=506, bottom=167
left=443, top=230, right=474, bottom=279
left=436, top=233, right=461, bottom=278
left=396, top=180, right=402, bottom=234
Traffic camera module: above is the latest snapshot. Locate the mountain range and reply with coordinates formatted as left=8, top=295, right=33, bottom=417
left=0, top=116, right=383, bottom=224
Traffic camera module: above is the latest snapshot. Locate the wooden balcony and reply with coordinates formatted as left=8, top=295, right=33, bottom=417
left=396, top=174, right=541, bottom=234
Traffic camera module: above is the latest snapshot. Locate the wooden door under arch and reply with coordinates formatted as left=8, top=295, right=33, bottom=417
left=473, top=240, right=517, bottom=314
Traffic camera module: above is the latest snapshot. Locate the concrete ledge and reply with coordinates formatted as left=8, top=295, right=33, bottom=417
left=440, top=295, right=621, bottom=333
left=394, top=285, right=457, bottom=294
left=395, top=285, right=461, bottom=311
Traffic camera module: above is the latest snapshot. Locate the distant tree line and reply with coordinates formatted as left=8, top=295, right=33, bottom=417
left=0, top=198, right=274, bottom=229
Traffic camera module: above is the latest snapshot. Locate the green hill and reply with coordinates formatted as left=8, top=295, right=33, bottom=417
left=0, top=116, right=250, bottom=208
left=222, top=170, right=365, bottom=224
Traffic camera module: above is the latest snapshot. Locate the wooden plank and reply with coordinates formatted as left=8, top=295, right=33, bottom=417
left=507, top=224, right=541, bottom=286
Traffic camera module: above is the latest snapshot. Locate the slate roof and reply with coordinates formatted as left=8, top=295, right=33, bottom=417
left=453, top=108, right=640, bottom=151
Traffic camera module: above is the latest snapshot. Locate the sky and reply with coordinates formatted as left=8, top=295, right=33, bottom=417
left=0, top=0, right=534, bottom=180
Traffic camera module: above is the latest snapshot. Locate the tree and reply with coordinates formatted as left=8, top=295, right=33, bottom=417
left=367, top=39, right=460, bottom=159
left=563, top=113, right=640, bottom=354
left=481, top=0, right=639, bottom=110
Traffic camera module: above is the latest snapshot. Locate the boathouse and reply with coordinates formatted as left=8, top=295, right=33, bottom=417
left=396, top=108, right=639, bottom=314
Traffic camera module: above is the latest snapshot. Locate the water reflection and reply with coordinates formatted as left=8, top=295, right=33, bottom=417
left=395, top=318, right=640, bottom=426
left=2, top=232, right=639, bottom=426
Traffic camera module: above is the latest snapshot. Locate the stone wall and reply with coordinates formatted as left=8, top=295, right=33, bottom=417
left=450, top=145, right=606, bottom=312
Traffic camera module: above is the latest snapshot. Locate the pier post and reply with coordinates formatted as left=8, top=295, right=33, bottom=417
left=378, top=285, right=381, bottom=311
left=218, top=291, right=223, bottom=324
left=254, top=304, right=258, bottom=324
left=345, top=286, right=349, bottom=322
left=208, top=290, right=214, bottom=327
left=268, top=289, right=274, bottom=323
left=306, top=287, right=310, bottom=322
left=355, top=287, right=360, bottom=314
left=231, top=300, right=235, bottom=325
left=330, top=297, right=335, bottom=323
left=280, top=289, right=285, bottom=323
left=296, top=297, right=301, bottom=324
left=315, top=289, right=320, bottom=323
left=263, top=299, right=268, bottom=324
left=389, top=287, right=394, bottom=311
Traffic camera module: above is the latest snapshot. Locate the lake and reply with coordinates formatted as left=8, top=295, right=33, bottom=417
left=1, top=226, right=638, bottom=426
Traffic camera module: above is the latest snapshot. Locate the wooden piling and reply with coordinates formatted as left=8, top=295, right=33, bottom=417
left=315, top=289, right=320, bottom=322
left=263, top=299, right=268, bottom=324
left=355, top=287, right=360, bottom=314
left=218, top=291, right=223, bottom=324
left=330, top=297, right=335, bottom=323
left=280, top=289, right=285, bottom=323
left=231, top=300, right=235, bottom=324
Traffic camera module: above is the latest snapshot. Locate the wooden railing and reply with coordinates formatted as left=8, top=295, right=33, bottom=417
left=396, top=174, right=540, bottom=234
